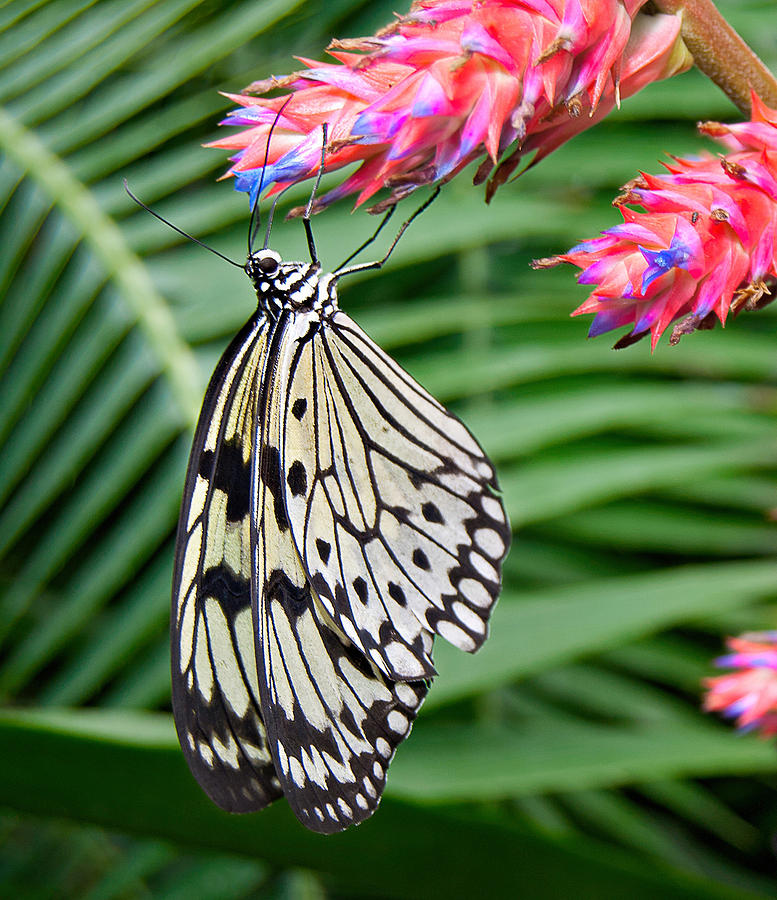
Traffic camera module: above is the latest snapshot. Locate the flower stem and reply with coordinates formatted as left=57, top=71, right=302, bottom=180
left=652, top=0, right=777, bottom=114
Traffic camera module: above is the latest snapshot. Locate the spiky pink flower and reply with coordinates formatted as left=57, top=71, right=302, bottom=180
left=541, top=93, right=777, bottom=349
left=703, top=632, right=777, bottom=737
left=210, top=0, right=691, bottom=212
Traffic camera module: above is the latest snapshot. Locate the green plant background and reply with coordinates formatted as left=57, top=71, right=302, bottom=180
left=2, top=0, right=777, bottom=896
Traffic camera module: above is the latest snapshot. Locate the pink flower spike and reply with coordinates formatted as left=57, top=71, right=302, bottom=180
left=704, top=633, right=777, bottom=738
left=540, top=96, right=777, bottom=348
left=210, top=0, right=691, bottom=213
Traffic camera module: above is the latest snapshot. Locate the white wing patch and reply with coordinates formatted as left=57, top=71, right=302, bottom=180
left=279, top=309, right=510, bottom=681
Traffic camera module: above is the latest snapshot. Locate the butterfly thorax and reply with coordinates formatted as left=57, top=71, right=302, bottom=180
left=245, top=249, right=339, bottom=322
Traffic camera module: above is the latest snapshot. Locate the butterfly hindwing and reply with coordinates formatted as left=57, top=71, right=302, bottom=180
left=252, top=316, right=428, bottom=833
left=171, top=313, right=282, bottom=813
left=279, top=309, right=511, bottom=682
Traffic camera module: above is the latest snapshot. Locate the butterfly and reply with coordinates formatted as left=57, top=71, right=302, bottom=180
left=169, top=195, right=510, bottom=833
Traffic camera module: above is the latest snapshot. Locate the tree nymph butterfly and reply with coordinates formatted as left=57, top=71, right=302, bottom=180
left=154, top=141, right=510, bottom=833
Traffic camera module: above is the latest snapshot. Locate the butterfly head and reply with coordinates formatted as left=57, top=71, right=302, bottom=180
left=245, top=250, right=334, bottom=319
left=245, top=249, right=282, bottom=284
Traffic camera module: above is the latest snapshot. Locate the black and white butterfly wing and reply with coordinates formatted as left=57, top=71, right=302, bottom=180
left=252, top=317, right=428, bottom=833
left=171, top=313, right=282, bottom=813
left=279, top=309, right=511, bottom=682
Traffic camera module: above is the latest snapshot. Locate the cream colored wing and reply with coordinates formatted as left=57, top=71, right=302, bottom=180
left=252, top=313, right=427, bottom=833
left=279, top=309, right=511, bottom=682
left=171, top=313, right=281, bottom=813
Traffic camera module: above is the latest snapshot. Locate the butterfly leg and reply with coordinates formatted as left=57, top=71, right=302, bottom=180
left=334, top=206, right=396, bottom=272
left=335, top=186, right=441, bottom=277
left=302, top=123, right=330, bottom=263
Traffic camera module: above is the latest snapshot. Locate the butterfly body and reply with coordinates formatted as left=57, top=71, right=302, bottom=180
left=172, top=248, right=510, bottom=832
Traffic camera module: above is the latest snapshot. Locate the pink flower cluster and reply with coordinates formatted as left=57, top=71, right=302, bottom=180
left=544, top=94, right=777, bottom=349
left=211, top=0, right=690, bottom=212
left=703, top=632, right=777, bottom=737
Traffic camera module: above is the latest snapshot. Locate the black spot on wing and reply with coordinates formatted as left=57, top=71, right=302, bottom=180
left=421, top=501, right=444, bottom=524
left=267, top=569, right=309, bottom=617
left=287, top=460, right=307, bottom=497
left=310, top=572, right=333, bottom=601
left=261, top=446, right=289, bottom=531
left=316, top=538, right=331, bottom=564
left=198, top=441, right=250, bottom=521
left=291, top=398, right=307, bottom=420
left=353, top=576, right=368, bottom=604
left=341, top=639, right=376, bottom=680
left=412, top=548, right=430, bottom=570
left=200, top=565, right=250, bottom=616
left=198, top=449, right=214, bottom=479
left=387, top=582, right=406, bottom=607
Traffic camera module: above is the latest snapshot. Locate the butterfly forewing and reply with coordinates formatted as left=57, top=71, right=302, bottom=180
left=279, top=309, right=511, bottom=683
left=253, top=324, right=428, bottom=832
left=171, top=313, right=282, bottom=813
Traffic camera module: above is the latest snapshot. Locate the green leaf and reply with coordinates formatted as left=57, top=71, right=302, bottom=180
left=430, top=560, right=777, bottom=707
left=0, top=709, right=764, bottom=900
left=388, top=719, right=777, bottom=800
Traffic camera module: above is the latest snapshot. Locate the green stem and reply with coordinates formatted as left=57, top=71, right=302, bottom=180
left=652, top=0, right=777, bottom=115
left=0, top=105, right=202, bottom=428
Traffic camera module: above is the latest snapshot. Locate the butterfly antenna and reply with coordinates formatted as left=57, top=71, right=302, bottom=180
left=335, top=186, right=441, bottom=277
left=302, top=123, right=328, bottom=264
left=124, top=180, right=243, bottom=268
left=248, top=96, right=293, bottom=256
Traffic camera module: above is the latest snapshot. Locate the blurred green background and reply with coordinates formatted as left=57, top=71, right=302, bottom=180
left=2, top=0, right=777, bottom=896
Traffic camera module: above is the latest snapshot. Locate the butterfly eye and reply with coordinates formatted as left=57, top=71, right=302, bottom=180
left=256, top=253, right=279, bottom=276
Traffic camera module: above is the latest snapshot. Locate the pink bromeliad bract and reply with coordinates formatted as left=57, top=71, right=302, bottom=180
left=545, top=94, right=777, bottom=349
left=210, top=0, right=690, bottom=212
left=704, top=632, right=777, bottom=738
